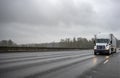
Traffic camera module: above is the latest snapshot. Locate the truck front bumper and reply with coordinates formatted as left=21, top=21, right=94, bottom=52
left=94, top=50, right=109, bottom=54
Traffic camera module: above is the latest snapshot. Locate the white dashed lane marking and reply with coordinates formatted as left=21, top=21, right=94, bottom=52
left=103, top=60, right=109, bottom=64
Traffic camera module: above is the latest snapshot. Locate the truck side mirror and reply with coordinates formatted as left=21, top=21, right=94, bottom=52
left=110, top=41, right=112, bottom=44
left=93, top=40, right=95, bottom=44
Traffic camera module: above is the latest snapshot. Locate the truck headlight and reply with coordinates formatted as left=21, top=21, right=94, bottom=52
left=94, top=46, right=97, bottom=49
left=106, top=46, right=109, bottom=50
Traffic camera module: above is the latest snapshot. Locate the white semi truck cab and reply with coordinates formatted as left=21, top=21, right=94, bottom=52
left=94, top=33, right=117, bottom=55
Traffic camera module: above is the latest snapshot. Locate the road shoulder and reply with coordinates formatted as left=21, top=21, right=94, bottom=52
left=79, top=53, right=120, bottom=78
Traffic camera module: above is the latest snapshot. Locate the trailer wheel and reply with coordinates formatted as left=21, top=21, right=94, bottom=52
left=114, top=49, right=117, bottom=53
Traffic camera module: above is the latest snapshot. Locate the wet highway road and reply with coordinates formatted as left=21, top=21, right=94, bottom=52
left=0, top=50, right=120, bottom=78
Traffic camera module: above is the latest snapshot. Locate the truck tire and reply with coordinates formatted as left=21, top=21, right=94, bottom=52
left=94, top=52, right=97, bottom=55
left=108, top=50, right=111, bottom=55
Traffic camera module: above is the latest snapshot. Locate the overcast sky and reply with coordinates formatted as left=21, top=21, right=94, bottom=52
left=0, top=0, right=120, bottom=44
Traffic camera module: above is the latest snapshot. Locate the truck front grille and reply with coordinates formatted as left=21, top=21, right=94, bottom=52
left=97, top=46, right=105, bottom=50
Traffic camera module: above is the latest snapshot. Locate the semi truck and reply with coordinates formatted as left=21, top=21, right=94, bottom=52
left=94, top=33, right=117, bottom=55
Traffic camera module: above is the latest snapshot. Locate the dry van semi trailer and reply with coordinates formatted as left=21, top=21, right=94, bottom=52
left=94, top=33, right=117, bottom=55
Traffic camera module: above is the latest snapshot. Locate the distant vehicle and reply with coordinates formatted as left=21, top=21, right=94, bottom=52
left=94, top=33, right=117, bottom=55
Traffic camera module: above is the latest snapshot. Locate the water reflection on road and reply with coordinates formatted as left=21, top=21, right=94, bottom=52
left=92, top=56, right=97, bottom=65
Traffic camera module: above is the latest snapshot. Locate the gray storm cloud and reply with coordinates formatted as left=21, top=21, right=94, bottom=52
left=0, top=0, right=97, bottom=26
left=0, top=0, right=120, bottom=43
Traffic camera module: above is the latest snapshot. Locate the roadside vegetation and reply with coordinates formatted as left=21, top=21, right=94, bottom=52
left=0, top=37, right=94, bottom=49
left=0, top=37, right=120, bottom=52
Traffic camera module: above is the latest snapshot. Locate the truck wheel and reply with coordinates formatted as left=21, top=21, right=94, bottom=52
left=94, top=52, right=97, bottom=55
left=108, top=50, right=111, bottom=55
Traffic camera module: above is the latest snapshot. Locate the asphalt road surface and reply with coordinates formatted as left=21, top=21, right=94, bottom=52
left=0, top=50, right=120, bottom=78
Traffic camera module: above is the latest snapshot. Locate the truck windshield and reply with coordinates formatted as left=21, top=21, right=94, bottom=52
left=96, top=39, right=109, bottom=43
